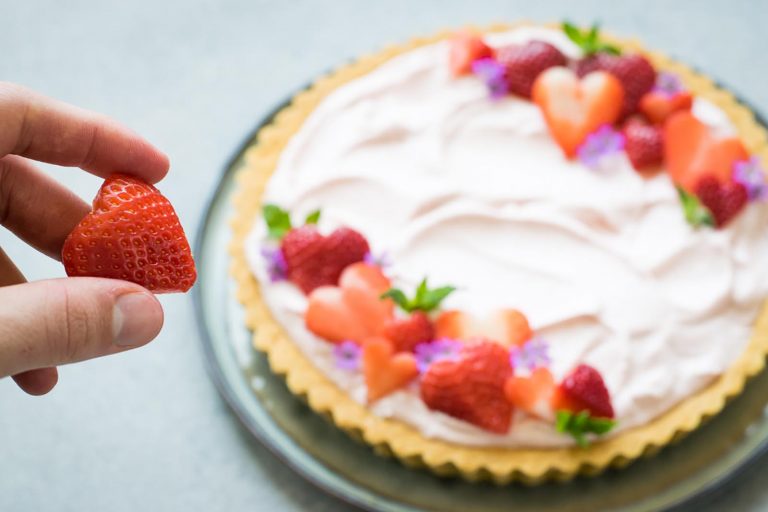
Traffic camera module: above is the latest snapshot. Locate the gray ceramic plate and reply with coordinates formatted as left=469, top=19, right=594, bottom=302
left=193, top=98, right=768, bottom=512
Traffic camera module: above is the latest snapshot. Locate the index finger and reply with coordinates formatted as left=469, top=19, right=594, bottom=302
left=0, top=82, right=169, bottom=184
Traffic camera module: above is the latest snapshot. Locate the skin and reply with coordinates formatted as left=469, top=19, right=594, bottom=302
left=0, top=82, right=168, bottom=395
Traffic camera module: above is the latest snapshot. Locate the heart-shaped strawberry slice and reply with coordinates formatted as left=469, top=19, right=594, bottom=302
left=305, top=263, right=394, bottom=343
left=664, top=111, right=749, bottom=191
left=639, top=90, right=693, bottom=124
left=363, top=337, right=419, bottom=402
left=532, top=67, right=624, bottom=157
left=420, top=340, right=513, bottom=433
left=62, top=174, right=196, bottom=293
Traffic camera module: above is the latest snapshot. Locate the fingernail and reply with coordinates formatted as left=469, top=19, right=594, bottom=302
left=113, top=292, right=162, bottom=347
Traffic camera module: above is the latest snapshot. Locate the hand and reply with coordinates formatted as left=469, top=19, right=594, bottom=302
left=0, top=82, right=168, bottom=395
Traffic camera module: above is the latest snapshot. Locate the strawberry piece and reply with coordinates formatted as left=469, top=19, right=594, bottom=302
left=495, top=40, right=566, bottom=98
left=576, top=53, right=656, bottom=118
left=552, top=364, right=614, bottom=418
left=363, top=337, right=418, bottom=402
left=281, top=226, right=369, bottom=294
left=305, top=263, right=394, bottom=343
left=694, top=175, right=749, bottom=227
left=435, top=308, right=532, bottom=348
left=420, top=341, right=513, bottom=433
left=62, top=174, right=196, bottom=293
left=622, top=118, right=663, bottom=170
left=504, top=367, right=555, bottom=419
left=449, top=32, right=493, bottom=77
left=664, top=111, right=749, bottom=191
left=639, top=91, right=693, bottom=124
left=532, top=67, right=624, bottom=157
left=383, top=311, right=434, bottom=352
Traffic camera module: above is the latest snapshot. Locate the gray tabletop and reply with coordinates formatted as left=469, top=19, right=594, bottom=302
left=2, top=1, right=768, bottom=510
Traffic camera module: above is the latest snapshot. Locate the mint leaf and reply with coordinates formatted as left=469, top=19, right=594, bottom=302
left=556, top=410, right=572, bottom=432
left=555, top=409, right=616, bottom=448
left=597, top=43, right=621, bottom=55
left=562, top=21, right=585, bottom=46
left=677, top=187, right=715, bottom=228
left=587, top=417, right=616, bottom=435
left=381, top=279, right=456, bottom=313
left=380, top=288, right=409, bottom=310
left=562, top=21, right=621, bottom=56
left=263, top=204, right=293, bottom=240
left=304, top=209, right=321, bottom=225
left=421, top=286, right=457, bottom=311
left=587, top=23, right=599, bottom=45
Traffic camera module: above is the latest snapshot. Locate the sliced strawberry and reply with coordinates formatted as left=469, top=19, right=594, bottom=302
left=62, top=174, right=196, bottom=293
left=449, top=32, right=493, bottom=77
left=435, top=308, right=532, bottom=348
left=694, top=175, right=749, bottom=227
left=504, top=367, right=555, bottom=419
left=420, top=341, right=513, bottom=433
left=622, top=118, right=663, bottom=170
left=576, top=53, right=656, bottom=118
left=552, top=364, right=614, bottom=419
left=363, top=337, right=418, bottom=402
left=664, top=111, right=749, bottom=191
left=639, top=91, right=693, bottom=124
left=495, top=40, right=566, bottom=98
left=281, top=226, right=369, bottom=294
left=532, top=67, right=624, bottom=157
left=305, top=263, right=393, bottom=343
left=383, top=311, right=434, bottom=352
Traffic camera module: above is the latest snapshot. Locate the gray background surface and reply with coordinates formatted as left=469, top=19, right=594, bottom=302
left=1, top=1, right=767, bottom=510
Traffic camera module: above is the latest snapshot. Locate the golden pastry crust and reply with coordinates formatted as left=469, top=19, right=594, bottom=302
left=229, top=23, right=768, bottom=484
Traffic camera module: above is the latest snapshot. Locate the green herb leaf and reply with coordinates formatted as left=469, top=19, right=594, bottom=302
left=597, top=43, right=622, bottom=55
left=561, top=21, right=621, bottom=56
left=562, top=21, right=585, bottom=46
left=381, top=278, right=456, bottom=313
left=304, top=209, right=321, bottom=225
left=421, top=286, right=457, bottom=312
left=263, top=204, right=293, bottom=240
left=380, top=288, right=410, bottom=310
left=555, top=409, right=616, bottom=448
left=677, top=187, right=715, bottom=228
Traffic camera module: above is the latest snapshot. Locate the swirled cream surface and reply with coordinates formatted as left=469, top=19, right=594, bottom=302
left=244, top=27, right=768, bottom=447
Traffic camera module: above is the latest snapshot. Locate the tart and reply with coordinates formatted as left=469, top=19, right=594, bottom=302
left=230, top=22, right=768, bottom=483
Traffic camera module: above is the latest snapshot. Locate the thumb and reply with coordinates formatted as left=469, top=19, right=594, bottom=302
left=0, top=277, right=163, bottom=378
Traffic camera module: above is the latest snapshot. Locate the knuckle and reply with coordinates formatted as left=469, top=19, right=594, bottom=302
left=44, top=282, right=106, bottom=363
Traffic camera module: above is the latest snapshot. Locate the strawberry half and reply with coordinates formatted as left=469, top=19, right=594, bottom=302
left=281, top=225, right=369, bottom=294
left=496, top=40, right=566, bottom=98
left=552, top=364, right=614, bottom=418
left=62, top=174, right=196, bottom=293
left=622, top=118, right=663, bottom=170
left=383, top=311, right=435, bottom=352
left=639, top=90, right=693, bottom=124
left=694, top=175, right=749, bottom=227
left=420, top=341, right=513, bottom=433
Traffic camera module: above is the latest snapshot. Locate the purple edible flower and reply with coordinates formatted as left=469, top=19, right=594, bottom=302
left=334, top=340, right=362, bottom=371
left=261, top=246, right=287, bottom=282
left=733, top=157, right=768, bottom=202
left=576, top=125, right=625, bottom=169
left=414, top=338, right=462, bottom=373
left=471, top=57, right=509, bottom=100
left=511, top=337, right=551, bottom=372
left=363, top=250, right=392, bottom=269
left=652, top=72, right=685, bottom=97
